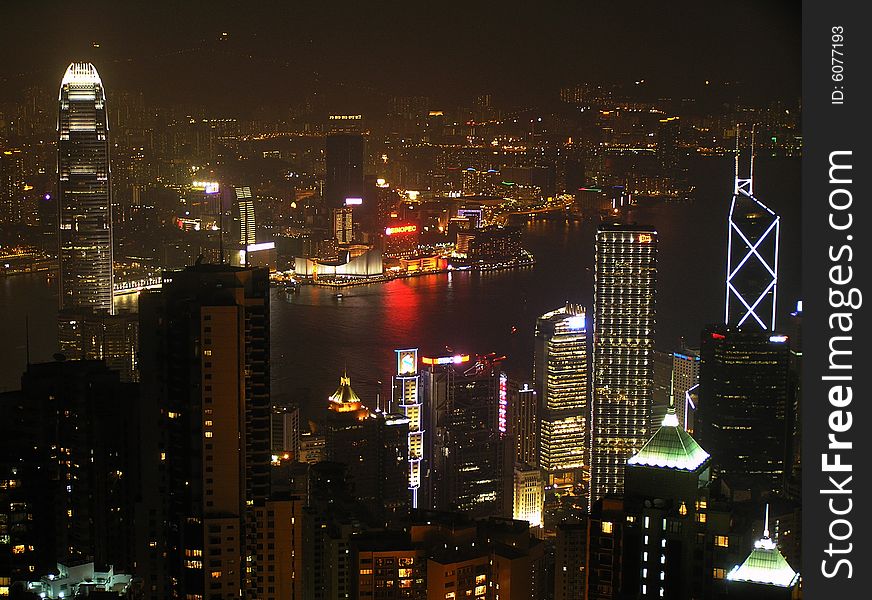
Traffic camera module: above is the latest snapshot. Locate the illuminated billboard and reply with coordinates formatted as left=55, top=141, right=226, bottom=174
left=192, top=181, right=220, bottom=194
left=385, top=225, right=417, bottom=236
left=421, top=354, right=470, bottom=366
left=396, top=349, right=418, bottom=375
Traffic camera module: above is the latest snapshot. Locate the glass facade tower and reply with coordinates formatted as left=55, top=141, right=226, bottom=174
left=590, top=224, right=657, bottom=507
left=534, top=304, right=589, bottom=474
left=57, top=62, right=113, bottom=313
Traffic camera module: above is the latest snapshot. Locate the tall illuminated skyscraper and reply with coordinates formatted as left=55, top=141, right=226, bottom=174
left=57, top=63, right=113, bottom=313
left=725, top=125, right=780, bottom=331
left=534, top=304, right=588, bottom=481
left=393, top=348, right=423, bottom=508
left=590, top=224, right=657, bottom=507
left=235, top=186, right=256, bottom=246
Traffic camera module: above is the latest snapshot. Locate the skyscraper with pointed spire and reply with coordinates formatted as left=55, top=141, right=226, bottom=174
left=725, top=124, right=780, bottom=331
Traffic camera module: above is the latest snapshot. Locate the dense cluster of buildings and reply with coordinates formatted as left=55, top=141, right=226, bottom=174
left=0, top=62, right=803, bottom=599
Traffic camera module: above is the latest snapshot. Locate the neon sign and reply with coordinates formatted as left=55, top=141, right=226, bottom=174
left=498, top=373, right=508, bottom=434
left=421, top=354, right=470, bottom=366
left=385, top=225, right=417, bottom=235
left=192, top=181, right=220, bottom=194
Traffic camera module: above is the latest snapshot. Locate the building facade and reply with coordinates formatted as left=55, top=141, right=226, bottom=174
left=590, top=224, right=657, bottom=507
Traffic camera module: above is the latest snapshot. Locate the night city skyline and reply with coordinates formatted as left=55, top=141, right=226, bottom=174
left=0, top=2, right=804, bottom=599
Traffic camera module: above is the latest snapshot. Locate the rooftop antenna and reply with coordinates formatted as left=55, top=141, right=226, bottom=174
left=763, top=503, right=770, bottom=539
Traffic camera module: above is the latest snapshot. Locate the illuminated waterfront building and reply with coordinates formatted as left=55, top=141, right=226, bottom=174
left=725, top=127, right=780, bottom=331
left=534, top=304, right=588, bottom=480
left=393, top=349, right=423, bottom=508
left=590, top=224, right=657, bottom=507
left=0, top=148, right=25, bottom=225
left=235, top=186, right=256, bottom=246
left=57, top=62, right=113, bottom=314
left=333, top=206, right=353, bottom=244
left=696, top=326, right=790, bottom=498
left=138, top=264, right=271, bottom=599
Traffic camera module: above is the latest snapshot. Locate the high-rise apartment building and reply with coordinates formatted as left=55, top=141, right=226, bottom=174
left=57, top=63, right=113, bottom=314
left=590, top=224, right=657, bottom=507
left=534, top=304, right=588, bottom=480
left=138, top=264, right=271, bottom=599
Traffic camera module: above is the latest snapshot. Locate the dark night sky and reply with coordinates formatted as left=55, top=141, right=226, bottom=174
left=0, top=1, right=800, bottom=111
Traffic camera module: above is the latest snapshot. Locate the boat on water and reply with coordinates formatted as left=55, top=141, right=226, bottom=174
left=333, top=293, right=344, bottom=300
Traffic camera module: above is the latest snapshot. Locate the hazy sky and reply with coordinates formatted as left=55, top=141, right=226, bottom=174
left=0, top=1, right=800, bottom=110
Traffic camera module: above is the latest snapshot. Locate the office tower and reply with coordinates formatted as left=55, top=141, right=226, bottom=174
left=325, top=133, right=364, bottom=210
left=587, top=411, right=748, bottom=600
left=333, top=206, right=353, bottom=244
left=590, top=224, right=657, bottom=507
left=57, top=63, right=113, bottom=314
left=321, top=372, right=410, bottom=523
left=0, top=148, right=25, bottom=225
left=672, top=348, right=700, bottom=432
left=235, top=186, right=256, bottom=246
left=138, top=264, right=271, bottom=599
left=555, top=521, right=587, bottom=600
left=512, top=464, right=543, bottom=529
left=726, top=508, right=800, bottom=599
left=725, top=126, right=780, bottom=331
left=657, top=116, right=680, bottom=173
left=696, top=325, right=790, bottom=498
left=652, top=350, right=673, bottom=427
left=423, top=354, right=513, bottom=518
left=0, top=360, right=137, bottom=582
left=534, top=304, right=588, bottom=482
left=271, top=402, right=300, bottom=458
left=513, top=383, right=538, bottom=467
left=393, top=349, right=424, bottom=508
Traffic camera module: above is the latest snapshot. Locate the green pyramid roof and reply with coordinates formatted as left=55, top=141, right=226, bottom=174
left=728, top=507, right=800, bottom=588
left=627, top=410, right=710, bottom=471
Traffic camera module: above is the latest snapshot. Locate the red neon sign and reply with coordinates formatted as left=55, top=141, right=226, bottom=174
left=385, top=225, right=417, bottom=235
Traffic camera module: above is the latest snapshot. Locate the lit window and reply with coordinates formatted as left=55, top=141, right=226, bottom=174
left=714, top=535, right=729, bottom=548
left=601, top=521, right=613, bottom=534
left=205, top=431, right=213, bottom=438
left=696, top=513, right=706, bottom=524
left=211, top=571, right=222, bottom=579
left=713, top=568, right=726, bottom=579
